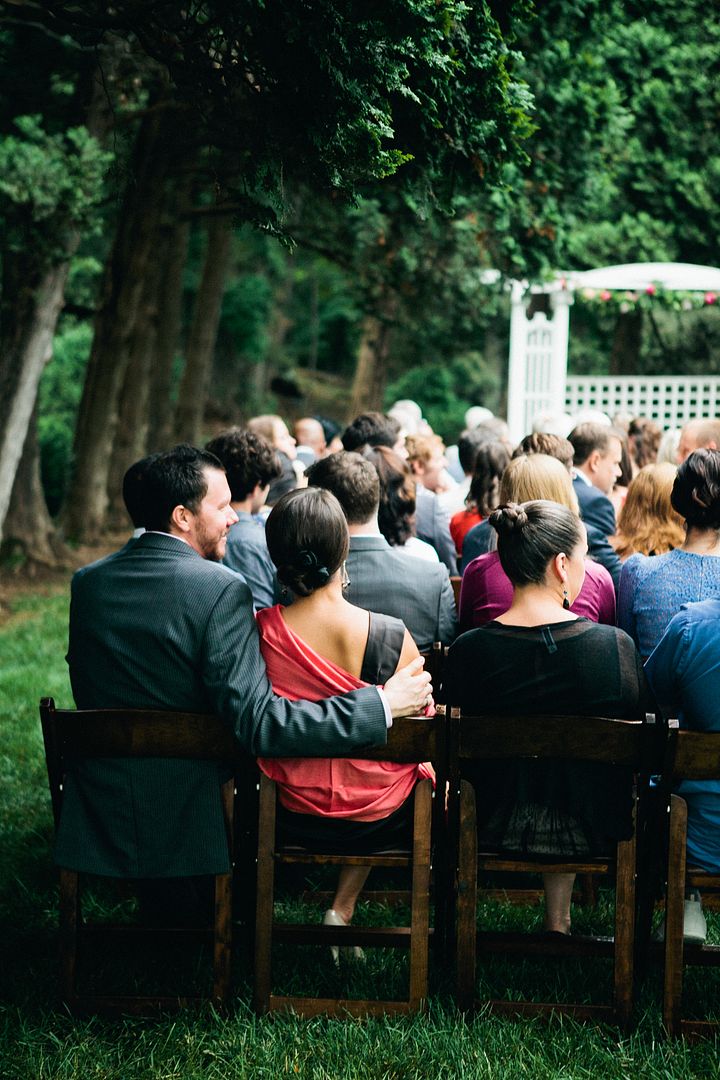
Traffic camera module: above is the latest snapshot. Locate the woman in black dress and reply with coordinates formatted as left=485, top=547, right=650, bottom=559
left=443, top=500, right=649, bottom=935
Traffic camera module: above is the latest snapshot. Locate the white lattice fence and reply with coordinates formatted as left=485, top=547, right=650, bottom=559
left=565, top=376, right=720, bottom=431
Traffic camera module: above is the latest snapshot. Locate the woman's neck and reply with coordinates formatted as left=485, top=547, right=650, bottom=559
left=495, top=584, right=577, bottom=628
left=284, top=575, right=347, bottom=614
left=682, top=526, right=720, bottom=555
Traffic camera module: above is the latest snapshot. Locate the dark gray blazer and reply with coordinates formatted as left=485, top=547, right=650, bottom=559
left=415, top=484, right=457, bottom=573
left=57, top=532, right=386, bottom=878
left=345, top=535, right=457, bottom=651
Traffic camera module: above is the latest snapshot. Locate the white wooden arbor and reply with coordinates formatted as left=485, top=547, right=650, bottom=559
left=506, top=262, right=720, bottom=443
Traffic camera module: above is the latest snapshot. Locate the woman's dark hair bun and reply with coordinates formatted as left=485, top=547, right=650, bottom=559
left=277, top=549, right=331, bottom=597
left=490, top=502, right=529, bottom=534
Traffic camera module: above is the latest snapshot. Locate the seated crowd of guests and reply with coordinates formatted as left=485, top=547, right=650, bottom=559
left=76, top=404, right=720, bottom=942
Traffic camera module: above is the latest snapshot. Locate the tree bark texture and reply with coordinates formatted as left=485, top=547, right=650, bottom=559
left=173, top=218, right=233, bottom=445
left=62, top=108, right=175, bottom=541
left=347, top=304, right=396, bottom=421
left=146, top=186, right=193, bottom=450
left=0, top=256, right=74, bottom=543
left=2, top=404, right=68, bottom=569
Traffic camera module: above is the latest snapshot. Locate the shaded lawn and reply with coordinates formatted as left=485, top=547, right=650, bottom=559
left=1, top=582, right=719, bottom=1078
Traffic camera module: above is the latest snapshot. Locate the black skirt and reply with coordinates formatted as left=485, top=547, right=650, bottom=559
left=275, top=792, right=415, bottom=855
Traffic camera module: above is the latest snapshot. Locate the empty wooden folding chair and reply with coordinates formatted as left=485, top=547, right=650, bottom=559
left=447, top=707, right=658, bottom=1027
left=253, top=713, right=444, bottom=1017
left=40, top=697, right=242, bottom=1015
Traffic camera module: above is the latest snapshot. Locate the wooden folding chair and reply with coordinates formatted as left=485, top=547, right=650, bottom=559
left=446, top=707, right=658, bottom=1027
left=253, top=713, right=444, bottom=1017
left=660, top=722, right=720, bottom=1038
left=40, top=697, right=241, bottom=1015
left=450, top=575, right=462, bottom=613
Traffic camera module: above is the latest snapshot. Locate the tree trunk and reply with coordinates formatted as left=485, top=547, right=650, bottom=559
left=146, top=198, right=192, bottom=450
left=347, top=305, right=396, bottom=420
left=173, top=219, right=233, bottom=445
left=61, top=109, right=174, bottom=541
left=0, top=256, right=74, bottom=544
left=609, top=309, right=643, bottom=376
left=105, top=213, right=167, bottom=527
left=2, top=404, right=68, bottom=570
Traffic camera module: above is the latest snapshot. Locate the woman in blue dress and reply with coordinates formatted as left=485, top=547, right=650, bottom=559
left=618, top=449, right=720, bottom=658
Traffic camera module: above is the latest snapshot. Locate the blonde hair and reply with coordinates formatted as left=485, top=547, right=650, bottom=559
left=500, top=454, right=580, bottom=515
left=615, top=463, right=685, bottom=559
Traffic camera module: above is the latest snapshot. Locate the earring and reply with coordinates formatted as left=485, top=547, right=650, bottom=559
left=341, top=561, right=350, bottom=590
left=562, top=588, right=570, bottom=610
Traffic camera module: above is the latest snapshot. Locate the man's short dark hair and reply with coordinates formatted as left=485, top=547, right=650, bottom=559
left=305, top=451, right=380, bottom=524
left=122, top=452, right=161, bottom=528
left=341, top=412, right=401, bottom=452
left=458, top=428, right=494, bottom=475
left=568, top=423, right=614, bottom=466
left=205, top=428, right=282, bottom=502
left=142, top=444, right=224, bottom=533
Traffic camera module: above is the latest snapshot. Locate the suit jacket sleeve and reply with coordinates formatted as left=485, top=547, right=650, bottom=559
left=436, top=571, right=458, bottom=645
left=200, top=576, right=387, bottom=755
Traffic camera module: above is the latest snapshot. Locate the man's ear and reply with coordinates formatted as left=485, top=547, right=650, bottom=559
left=170, top=503, right=192, bottom=533
left=586, top=449, right=601, bottom=475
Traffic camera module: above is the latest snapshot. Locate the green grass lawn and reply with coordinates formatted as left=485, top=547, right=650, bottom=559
left=1, top=580, right=719, bottom=1078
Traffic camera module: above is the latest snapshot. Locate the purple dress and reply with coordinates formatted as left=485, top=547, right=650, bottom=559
left=459, top=551, right=616, bottom=633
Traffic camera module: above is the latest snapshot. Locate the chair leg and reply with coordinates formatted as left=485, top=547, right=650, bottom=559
left=253, top=776, right=277, bottom=1015
left=58, top=868, right=80, bottom=1008
left=212, top=873, right=233, bottom=1004
left=408, top=780, right=432, bottom=1010
left=613, top=829, right=637, bottom=1029
left=663, top=795, right=688, bottom=1037
left=455, top=780, right=477, bottom=1012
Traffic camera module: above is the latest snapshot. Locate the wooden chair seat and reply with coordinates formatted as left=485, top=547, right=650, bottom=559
left=446, top=707, right=659, bottom=1027
left=253, top=714, right=442, bottom=1018
left=40, top=697, right=242, bottom=1015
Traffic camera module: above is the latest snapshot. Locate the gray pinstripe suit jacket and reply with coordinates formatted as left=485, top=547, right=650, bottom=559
left=56, top=532, right=386, bottom=878
left=345, top=535, right=457, bottom=652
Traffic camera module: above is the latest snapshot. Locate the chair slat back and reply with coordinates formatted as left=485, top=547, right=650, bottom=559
left=451, top=710, right=647, bottom=767
left=40, top=698, right=240, bottom=762
left=667, top=727, right=720, bottom=781
left=280, top=714, right=441, bottom=764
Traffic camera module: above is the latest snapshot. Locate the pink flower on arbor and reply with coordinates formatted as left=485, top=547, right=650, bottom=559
left=600, top=290, right=611, bottom=301
left=645, top=284, right=656, bottom=295
left=705, top=292, right=717, bottom=305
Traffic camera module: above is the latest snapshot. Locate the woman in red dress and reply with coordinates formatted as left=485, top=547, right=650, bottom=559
left=256, top=487, right=433, bottom=950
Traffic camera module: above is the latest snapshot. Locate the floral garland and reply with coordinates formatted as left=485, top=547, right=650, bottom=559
left=579, top=284, right=718, bottom=314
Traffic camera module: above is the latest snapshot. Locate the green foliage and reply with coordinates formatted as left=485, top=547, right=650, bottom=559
left=0, top=115, right=111, bottom=259
left=37, top=320, right=92, bottom=514
left=386, top=354, right=502, bottom=442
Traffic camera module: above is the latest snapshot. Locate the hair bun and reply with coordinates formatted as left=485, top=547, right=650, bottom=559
left=489, top=502, right=528, bottom=535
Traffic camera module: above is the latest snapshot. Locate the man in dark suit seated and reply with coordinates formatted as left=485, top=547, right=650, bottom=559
left=57, top=445, right=431, bottom=919
left=306, top=451, right=457, bottom=650
left=568, top=422, right=623, bottom=589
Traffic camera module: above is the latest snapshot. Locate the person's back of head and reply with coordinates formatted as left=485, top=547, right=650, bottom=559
left=616, top=463, right=684, bottom=557
left=306, top=450, right=380, bottom=525
left=265, top=487, right=349, bottom=598
left=500, top=454, right=579, bottom=514
left=364, top=445, right=416, bottom=546
left=628, top=416, right=662, bottom=469
left=458, top=427, right=494, bottom=476
left=671, top=449, right=720, bottom=529
left=294, top=417, right=327, bottom=456
left=468, top=441, right=511, bottom=516
left=568, top=422, right=613, bottom=466
left=341, top=412, right=401, bottom=452
left=677, top=418, right=720, bottom=462
left=513, top=432, right=574, bottom=472
left=490, top=500, right=583, bottom=588
left=122, top=452, right=161, bottom=529
left=142, top=444, right=224, bottom=533
left=205, top=428, right=282, bottom=502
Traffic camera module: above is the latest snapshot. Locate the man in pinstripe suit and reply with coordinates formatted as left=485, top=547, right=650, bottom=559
left=56, top=445, right=430, bottom=893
